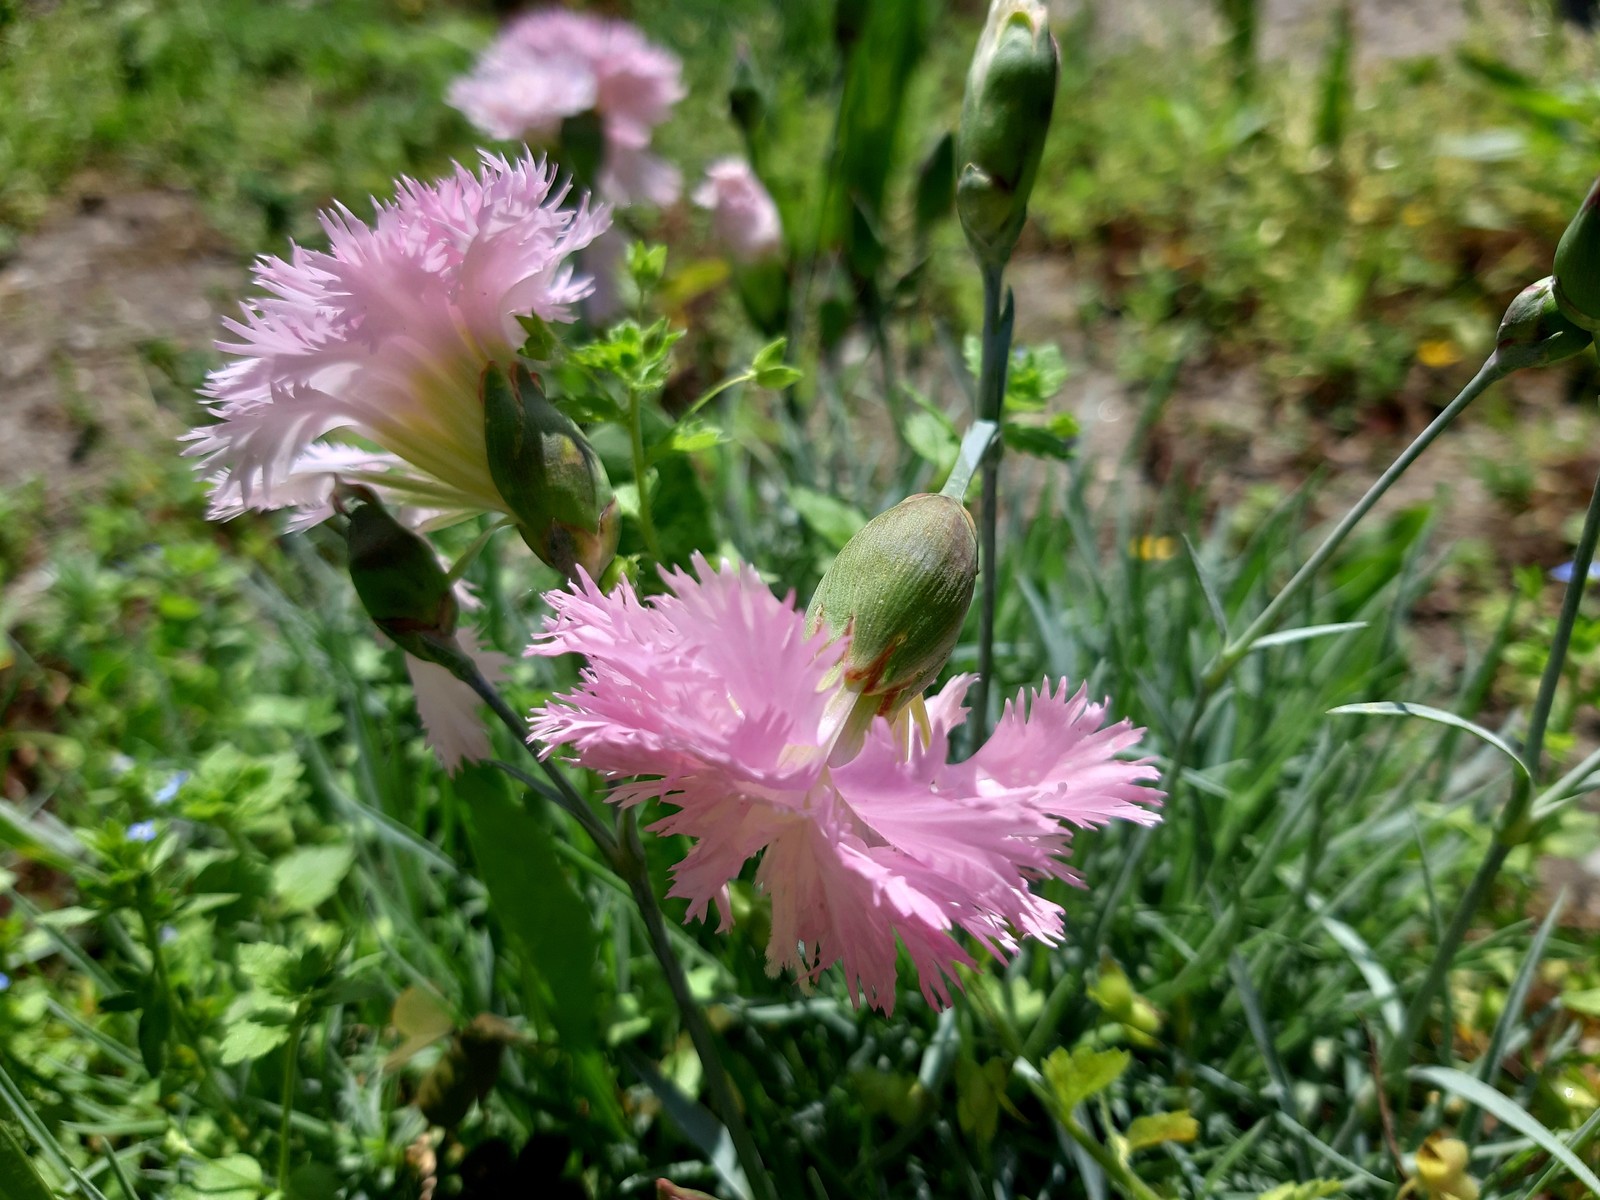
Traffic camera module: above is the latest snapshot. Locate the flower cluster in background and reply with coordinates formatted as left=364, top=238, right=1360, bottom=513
left=694, top=158, right=783, bottom=264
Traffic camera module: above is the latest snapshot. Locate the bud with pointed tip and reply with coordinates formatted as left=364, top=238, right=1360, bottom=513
left=956, top=0, right=1059, bottom=269
left=343, top=488, right=471, bottom=676
left=806, top=493, right=978, bottom=755
left=482, top=362, right=619, bottom=581
left=1553, top=174, right=1600, bottom=331
left=1494, top=276, right=1592, bottom=371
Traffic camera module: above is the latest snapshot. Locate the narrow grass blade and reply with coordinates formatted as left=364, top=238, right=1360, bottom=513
left=1411, top=1065, right=1600, bottom=1195
left=619, top=1045, right=751, bottom=1200
left=1328, top=702, right=1529, bottom=778
left=0, top=1121, right=56, bottom=1200
left=1246, top=622, right=1367, bottom=651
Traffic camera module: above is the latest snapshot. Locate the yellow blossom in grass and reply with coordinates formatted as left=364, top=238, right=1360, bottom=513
left=1401, top=201, right=1430, bottom=228
left=1400, top=1134, right=1479, bottom=1200
left=1417, top=339, right=1463, bottom=369
left=1131, top=535, right=1177, bottom=562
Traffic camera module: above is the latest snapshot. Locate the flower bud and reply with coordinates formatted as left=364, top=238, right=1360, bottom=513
left=1414, top=1134, right=1479, bottom=1200
left=806, top=493, right=978, bottom=746
left=1553, top=174, right=1600, bottom=331
left=1494, top=275, right=1592, bottom=371
left=956, top=1, right=1059, bottom=269
left=482, top=362, right=620, bottom=581
left=343, top=488, right=469, bottom=674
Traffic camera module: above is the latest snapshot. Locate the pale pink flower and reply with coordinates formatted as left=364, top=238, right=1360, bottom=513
left=528, top=557, right=1161, bottom=1013
left=448, top=9, right=684, bottom=208
left=693, top=158, right=783, bottom=263
left=185, top=152, right=609, bottom=530
left=406, top=629, right=508, bottom=772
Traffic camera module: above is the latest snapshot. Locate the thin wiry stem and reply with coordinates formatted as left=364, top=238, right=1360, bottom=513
left=970, top=263, right=1012, bottom=750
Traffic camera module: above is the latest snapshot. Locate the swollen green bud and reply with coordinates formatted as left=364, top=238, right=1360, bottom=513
left=482, top=362, right=620, bottom=581
left=806, top=493, right=978, bottom=732
left=729, top=49, right=766, bottom=144
left=1553, top=174, right=1600, bottom=331
left=1494, top=276, right=1592, bottom=371
left=956, top=0, right=1059, bottom=269
left=344, top=488, right=467, bottom=672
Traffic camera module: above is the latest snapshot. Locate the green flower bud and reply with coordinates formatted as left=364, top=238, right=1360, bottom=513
left=1494, top=276, right=1592, bottom=371
left=343, top=488, right=469, bottom=674
left=806, top=493, right=978, bottom=752
left=729, top=49, right=766, bottom=144
left=1553, top=174, right=1600, bottom=331
left=956, top=0, right=1059, bottom=269
left=482, top=362, right=620, bottom=581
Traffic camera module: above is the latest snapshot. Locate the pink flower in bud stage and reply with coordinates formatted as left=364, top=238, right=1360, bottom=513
left=693, top=158, right=783, bottom=264
left=448, top=9, right=685, bottom=208
left=528, top=557, right=1161, bottom=1013
left=186, top=151, right=608, bottom=530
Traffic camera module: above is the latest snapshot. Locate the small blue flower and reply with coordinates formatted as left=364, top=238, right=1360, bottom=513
left=1550, top=561, right=1600, bottom=584
left=0, top=972, right=11, bottom=992
left=126, top=821, right=158, bottom=843
left=153, top=771, right=189, bottom=806
left=159, top=925, right=178, bottom=946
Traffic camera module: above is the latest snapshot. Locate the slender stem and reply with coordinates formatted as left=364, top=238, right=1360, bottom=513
left=1207, top=357, right=1508, bottom=688
left=1386, top=465, right=1600, bottom=1079
left=1060, top=1113, right=1164, bottom=1200
left=971, top=263, right=1011, bottom=749
left=628, top=386, right=665, bottom=563
left=276, top=1009, right=307, bottom=1187
left=456, top=667, right=775, bottom=1199
left=459, top=665, right=620, bottom=863
left=619, top=813, right=779, bottom=1200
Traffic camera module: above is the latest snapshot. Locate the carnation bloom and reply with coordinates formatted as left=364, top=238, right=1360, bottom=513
left=528, top=557, right=1161, bottom=1013
left=448, top=10, right=684, bottom=208
left=693, top=158, right=783, bottom=264
left=185, top=152, right=608, bottom=530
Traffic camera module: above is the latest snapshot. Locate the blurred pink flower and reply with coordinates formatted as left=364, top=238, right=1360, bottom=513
left=693, top=158, right=783, bottom=263
left=186, top=152, right=608, bottom=530
left=528, top=557, right=1161, bottom=1013
left=448, top=9, right=684, bottom=208
left=406, top=629, right=508, bottom=772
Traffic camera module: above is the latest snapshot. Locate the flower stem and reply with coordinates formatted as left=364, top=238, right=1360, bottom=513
left=628, top=385, right=665, bottom=563
left=456, top=667, right=775, bottom=1200
left=970, top=263, right=1013, bottom=750
left=277, top=1008, right=307, bottom=1187
left=1059, top=1112, right=1164, bottom=1200
left=1205, top=356, right=1508, bottom=688
left=1386, top=462, right=1600, bottom=1080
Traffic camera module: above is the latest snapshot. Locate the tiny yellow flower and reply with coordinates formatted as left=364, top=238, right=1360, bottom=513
left=1417, top=339, right=1463, bottom=369
left=1401, top=201, right=1430, bottom=227
left=1130, top=535, right=1178, bottom=562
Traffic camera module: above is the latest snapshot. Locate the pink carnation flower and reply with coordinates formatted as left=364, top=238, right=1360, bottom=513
left=693, top=158, right=783, bottom=264
left=186, top=152, right=608, bottom=530
left=448, top=10, right=684, bottom=208
left=528, top=557, right=1161, bottom=1013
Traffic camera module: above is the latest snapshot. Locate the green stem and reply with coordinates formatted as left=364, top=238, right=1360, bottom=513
left=1206, top=357, right=1508, bottom=689
left=277, top=1009, right=307, bottom=1187
left=1386, top=464, right=1600, bottom=1079
left=460, top=670, right=775, bottom=1200
left=1060, top=1112, right=1164, bottom=1200
left=628, top=386, right=665, bottom=563
left=970, top=263, right=1012, bottom=750
left=619, top=813, right=779, bottom=1200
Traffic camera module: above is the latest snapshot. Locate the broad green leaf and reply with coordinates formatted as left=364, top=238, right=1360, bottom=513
left=1562, top=985, right=1600, bottom=1017
left=789, top=487, right=867, bottom=551
left=1328, top=702, right=1529, bottom=778
left=1411, top=1065, right=1600, bottom=1196
left=1041, top=1045, right=1129, bottom=1112
left=192, top=1154, right=265, bottom=1200
left=271, top=842, right=355, bottom=912
left=902, top=408, right=959, bottom=474
left=236, top=943, right=295, bottom=992
left=1127, top=1110, right=1199, bottom=1151
left=286, top=1163, right=342, bottom=1200
left=218, top=1019, right=292, bottom=1066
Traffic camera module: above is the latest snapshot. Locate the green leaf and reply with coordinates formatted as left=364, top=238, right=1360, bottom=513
left=191, top=1154, right=265, bottom=1200
left=651, top=420, right=726, bottom=462
left=1126, top=1110, right=1199, bottom=1152
left=218, top=1019, right=293, bottom=1066
left=955, top=1058, right=1009, bottom=1146
left=271, top=842, right=355, bottom=912
left=458, top=767, right=621, bottom=1132
left=1562, top=985, right=1600, bottom=1016
left=286, top=1163, right=342, bottom=1200
left=1041, top=1045, right=1129, bottom=1112
left=236, top=943, right=296, bottom=993
left=788, top=487, right=866, bottom=551
left=0, top=1121, right=56, bottom=1200
left=1411, top=1065, right=1600, bottom=1196
left=1328, top=702, right=1530, bottom=777
left=1001, top=418, right=1077, bottom=461
left=1247, top=622, right=1368, bottom=651
left=901, top=407, right=959, bottom=474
